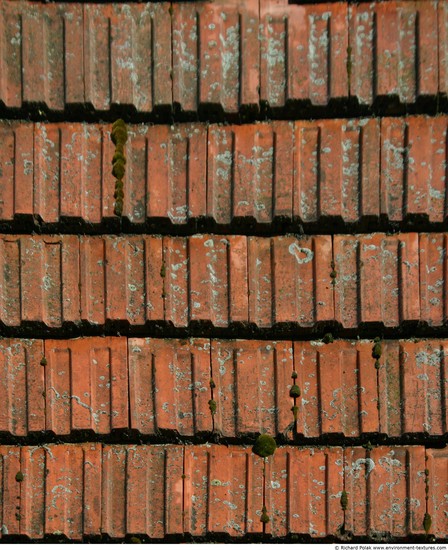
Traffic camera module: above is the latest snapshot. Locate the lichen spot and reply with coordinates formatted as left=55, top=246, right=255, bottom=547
left=289, top=243, right=314, bottom=264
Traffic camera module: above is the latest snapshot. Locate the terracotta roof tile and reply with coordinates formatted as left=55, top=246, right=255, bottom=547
left=427, top=448, right=448, bottom=538
left=1, top=337, right=447, bottom=440
left=1, top=117, right=446, bottom=230
left=0, top=0, right=446, bottom=543
left=0, top=2, right=444, bottom=116
left=3, top=232, right=448, bottom=331
left=0, top=443, right=445, bottom=540
left=172, top=0, right=259, bottom=117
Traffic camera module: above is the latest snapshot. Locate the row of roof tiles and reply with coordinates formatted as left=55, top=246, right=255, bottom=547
left=0, top=232, right=447, bottom=330
left=1, top=116, right=447, bottom=229
left=0, top=1, right=446, bottom=115
left=1, top=337, right=448, bottom=439
left=0, top=443, right=446, bottom=540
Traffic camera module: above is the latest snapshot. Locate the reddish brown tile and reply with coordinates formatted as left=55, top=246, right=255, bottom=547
left=3, top=337, right=448, bottom=440
left=344, top=446, right=426, bottom=537
left=172, top=0, right=259, bottom=115
left=294, top=340, right=379, bottom=438
left=349, top=2, right=439, bottom=104
left=0, top=340, right=43, bottom=436
left=440, top=2, right=448, bottom=97
left=83, top=4, right=172, bottom=113
left=265, top=446, right=344, bottom=538
left=399, top=340, right=448, bottom=436
left=419, top=234, right=448, bottom=327
left=128, top=338, right=211, bottom=436
left=1, top=444, right=447, bottom=539
left=125, top=446, right=184, bottom=538
left=427, top=448, right=448, bottom=538
left=247, top=235, right=333, bottom=327
left=0, top=235, right=79, bottom=328
left=260, top=2, right=348, bottom=108
left=206, top=446, right=264, bottom=536
left=211, top=340, right=293, bottom=438
left=0, top=118, right=447, bottom=228
left=293, top=119, right=381, bottom=223
left=18, top=446, right=46, bottom=539
left=207, top=122, right=294, bottom=224
left=44, top=338, right=128, bottom=435
left=334, top=233, right=420, bottom=328
left=146, top=124, right=207, bottom=224
left=59, top=124, right=104, bottom=223
left=21, top=5, right=69, bottom=111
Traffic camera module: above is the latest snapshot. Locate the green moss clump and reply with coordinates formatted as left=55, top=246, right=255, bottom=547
left=112, top=160, right=126, bottom=180
left=330, top=270, right=337, bottom=279
left=40, top=357, right=47, bottom=367
left=114, top=188, right=125, bottom=201
left=111, top=119, right=128, bottom=145
left=374, top=359, right=380, bottom=369
left=112, top=118, right=126, bottom=132
left=289, top=384, right=301, bottom=398
left=209, top=378, right=216, bottom=389
left=208, top=399, right=217, bottom=415
left=114, top=199, right=123, bottom=217
left=291, top=371, right=298, bottom=379
left=322, top=333, right=334, bottom=344
left=112, top=127, right=128, bottom=146
left=130, top=536, right=142, bottom=543
left=260, top=506, right=270, bottom=524
left=112, top=151, right=126, bottom=165
left=253, top=434, right=276, bottom=458
left=15, top=471, right=24, bottom=482
left=340, top=490, right=348, bottom=511
left=372, top=341, right=382, bottom=359
left=423, top=513, right=432, bottom=534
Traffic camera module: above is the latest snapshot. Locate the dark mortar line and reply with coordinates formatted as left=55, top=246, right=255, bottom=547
left=0, top=94, right=446, bottom=125
left=3, top=320, right=448, bottom=341
left=0, top=430, right=446, bottom=450
left=0, top=215, right=447, bottom=237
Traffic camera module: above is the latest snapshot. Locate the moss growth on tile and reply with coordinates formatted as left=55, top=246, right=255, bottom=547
left=289, top=384, right=301, bottom=398
left=112, top=151, right=126, bottom=165
left=291, top=371, right=298, bottom=379
left=253, top=434, right=276, bottom=458
left=340, top=490, right=348, bottom=511
left=423, top=513, right=432, bottom=535
left=114, top=198, right=124, bottom=217
left=260, top=506, right=270, bottom=524
left=372, top=339, right=382, bottom=359
left=111, top=119, right=128, bottom=145
left=209, top=378, right=216, bottom=389
left=111, top=119, right=128, bottom=217
left=322, top=333, right=334, bottom=344
left=15, top=472, right=24, bottom=482
left=40, top=357, right=47, bottom=367
left=208, top=399, right=217, bottom=415
left=112, top=159, right=126, bottom=180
